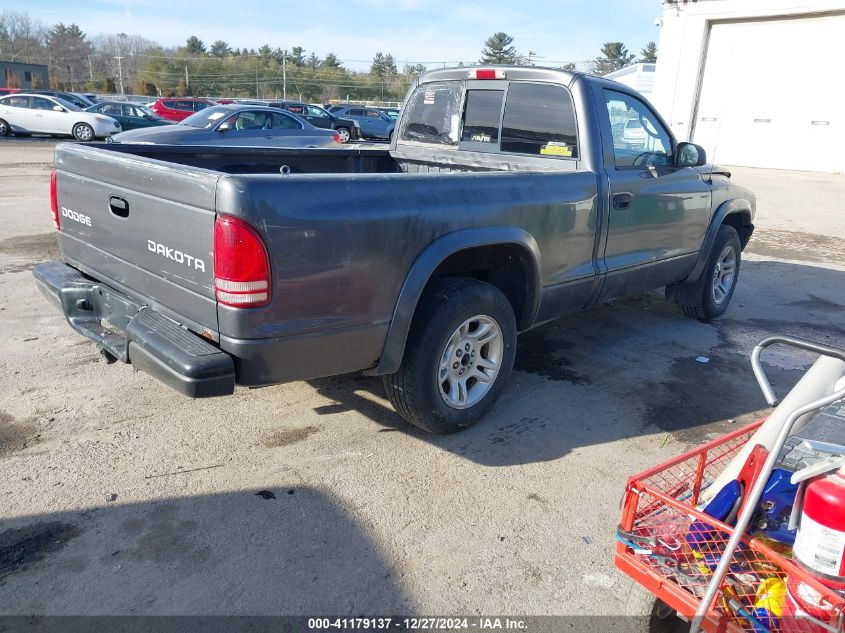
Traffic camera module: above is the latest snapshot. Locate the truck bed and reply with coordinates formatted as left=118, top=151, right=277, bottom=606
left=99, top=143, right=400, bottom=175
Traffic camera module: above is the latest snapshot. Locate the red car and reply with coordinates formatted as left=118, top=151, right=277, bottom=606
left=149, top=97, right=215, bottom=122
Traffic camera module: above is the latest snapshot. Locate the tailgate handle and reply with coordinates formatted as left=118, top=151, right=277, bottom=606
left=109, top=196, right=129, bottom=218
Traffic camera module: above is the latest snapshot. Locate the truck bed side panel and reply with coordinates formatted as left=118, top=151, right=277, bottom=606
left=215, top=170, right=599, bottom=344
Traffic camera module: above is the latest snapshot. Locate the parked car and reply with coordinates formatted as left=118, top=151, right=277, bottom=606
left=109, top=104, right=341, bottom=148
left=36, top=66, right=755, bottom=434
left=620, top=117, right=647, bottom=148
left=378, top=107, right=401, bottom=120
left=149, top=97, right=215, bottom=122
left=0, top=93, right=120, bottom=140
left=328, top=105, right=395, bottom=140
left=86, top=101, right=171, bottom=132
left=268, top=101, right=360, bottom=143
left=30, top=90, right=95, bottom=109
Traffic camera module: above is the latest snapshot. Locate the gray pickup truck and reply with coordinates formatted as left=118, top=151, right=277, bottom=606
left=34, top=66, right=755, bottom=433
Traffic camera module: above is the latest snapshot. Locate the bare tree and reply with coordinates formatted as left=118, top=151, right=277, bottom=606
left=0, top=11, right=47, bottom=63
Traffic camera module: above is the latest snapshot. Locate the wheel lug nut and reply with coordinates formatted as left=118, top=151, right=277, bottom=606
left=452, top=362, right=459, bottom=369
left=471, top=351, right=475, bottom=357
left=456, top=349, right=462, bottom=357
left=459, top=368, right=464, bottom=375
left=465, top=343, right=470, bottom=351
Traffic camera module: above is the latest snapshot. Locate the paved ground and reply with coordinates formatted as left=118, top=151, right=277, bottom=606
left=0, top=140, right=843, bottom=622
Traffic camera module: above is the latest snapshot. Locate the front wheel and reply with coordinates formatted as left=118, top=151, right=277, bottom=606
left=0, top=119, right=9, bottom=136
left=335, top=127, right=351, bottom=143
left=73, top=123, right=94, bottom=142
left=683, top=224, right=741, bottom=320
left=383, top=277, right=516, bottom=434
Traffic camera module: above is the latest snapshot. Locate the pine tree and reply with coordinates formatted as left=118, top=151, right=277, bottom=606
left=210, top=40, right=232, bottom=58
left=480, top=32, right=518, bottom=64
left=593, top=42, right=634, bottom=75
left=185, top=35, right=205, bottom=54
left=639, top=41, right=657, bottom=63
left=371, top=52, right=397, bottom=78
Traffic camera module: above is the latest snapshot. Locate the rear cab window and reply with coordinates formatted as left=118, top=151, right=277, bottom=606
left=398, top=79, right=578, bottom=160
left=399, top=82, right=462, bottom=146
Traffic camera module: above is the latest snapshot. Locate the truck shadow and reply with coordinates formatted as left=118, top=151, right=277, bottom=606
left=309, top=259, right=845, bottom=466
left=0, top=487, right=413, bottom=619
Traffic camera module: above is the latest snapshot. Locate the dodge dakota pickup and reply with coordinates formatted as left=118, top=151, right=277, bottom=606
left=34, top=66, right=755, bottom=433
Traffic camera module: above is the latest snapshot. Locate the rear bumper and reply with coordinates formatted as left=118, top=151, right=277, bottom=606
left=33, top=261, right=235, bottom=398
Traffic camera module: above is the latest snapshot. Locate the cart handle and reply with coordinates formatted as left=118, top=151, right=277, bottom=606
left=751, top=335, right=845, bottom=406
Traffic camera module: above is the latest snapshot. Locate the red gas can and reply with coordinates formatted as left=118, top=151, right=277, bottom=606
left=793, top=468, right=845, bottom=590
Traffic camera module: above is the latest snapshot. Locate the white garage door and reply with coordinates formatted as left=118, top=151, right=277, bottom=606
left=693, top=15, right=845, bottom=172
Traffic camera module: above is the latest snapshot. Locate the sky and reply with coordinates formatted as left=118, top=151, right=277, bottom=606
left=12, top=0, right=662, bottom=71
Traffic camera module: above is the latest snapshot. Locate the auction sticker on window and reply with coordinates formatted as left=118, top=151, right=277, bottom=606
left=423, top=90, right=436, bottom=105
left=540, top=141, right=572, bottom=157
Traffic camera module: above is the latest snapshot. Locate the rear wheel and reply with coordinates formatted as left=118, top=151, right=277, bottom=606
left=335, top=127, right=351, bottom=143
left=0, top=119, right=9, bottom=136
left=383, top=277, right=516, bottom=434
left=73, top=123, right=94, bottom=142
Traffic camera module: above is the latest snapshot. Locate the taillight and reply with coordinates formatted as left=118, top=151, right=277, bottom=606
left=467, top=69, right=506, bottom=80
left=333, top=132, right=341, bottom=144
left=50, top=167, right=60, bottom=230
left=213, top=216, right=271, bottom=308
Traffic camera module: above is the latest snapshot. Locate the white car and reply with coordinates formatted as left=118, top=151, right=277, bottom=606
left=0, top=93, right=121, bottom=141
left=620, top=118, right=647, bottom=147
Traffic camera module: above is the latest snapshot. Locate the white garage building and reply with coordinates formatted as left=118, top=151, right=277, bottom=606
left=651, top=0, right=844, bottom=172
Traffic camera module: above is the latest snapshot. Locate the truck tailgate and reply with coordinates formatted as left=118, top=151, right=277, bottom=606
left=54, top=143, right=220, bottom=334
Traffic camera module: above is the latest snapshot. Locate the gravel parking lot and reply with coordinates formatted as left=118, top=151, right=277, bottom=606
left=0, top=139, right=843, bottom=622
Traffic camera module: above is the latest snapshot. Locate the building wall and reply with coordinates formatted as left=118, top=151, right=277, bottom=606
left=652, top=0, right=844, bottom=142
left=0, top=61, right=49, bottom=90
left=603, top=63, right=656, bottom=99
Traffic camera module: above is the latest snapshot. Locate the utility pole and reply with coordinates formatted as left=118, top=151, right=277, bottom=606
left=255, top=68, right=259, bottom=98
left=115, top=33, right=126, bottom=95
left=282, top=53, right=287, bottom=100
left=115, top=56, right=125, bottom=95
left=184, top=65, right=189, bottom=94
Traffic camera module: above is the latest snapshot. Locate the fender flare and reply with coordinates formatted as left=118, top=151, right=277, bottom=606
left=369, top=227, right=542, bottom=376
left=684, top=198, right=754, bottom=286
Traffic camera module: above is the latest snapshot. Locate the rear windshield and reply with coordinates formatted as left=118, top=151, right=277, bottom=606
left=181, top=106, right=232, bottom=128
left=399, top=81, right=462, bottom=146
left=399, top=80, right=578, bottom=159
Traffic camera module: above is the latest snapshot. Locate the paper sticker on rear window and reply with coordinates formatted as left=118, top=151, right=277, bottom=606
left=540, top=141, right=573, bottom=157
left=423, top=90, right=436, bottom=105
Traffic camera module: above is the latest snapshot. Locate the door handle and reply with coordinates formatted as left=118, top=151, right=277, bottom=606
left=109, top=196, right=129, bottom=218
left=613, top=193, right=633, bottom=210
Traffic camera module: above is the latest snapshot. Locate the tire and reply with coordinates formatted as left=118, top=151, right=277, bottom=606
left=624, top=579, right=683, bottom=633
left=683, top=224, right=741, bottom=320
left=335, top=127, right=351, bottom=143
left=383, top=277, right=517, bottom=434
left=0, top=119, right=9, bottom=136
left=73, top=123, right=94, bottom=142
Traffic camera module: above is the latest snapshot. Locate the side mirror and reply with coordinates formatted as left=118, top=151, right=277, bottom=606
left=217, top=122, right=231, bottom=132
left=52, top=105, right=64, bottom=112
left=675, top=142, right=707, bottom=167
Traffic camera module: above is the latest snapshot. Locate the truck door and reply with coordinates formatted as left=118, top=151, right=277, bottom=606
left=598, top=88, right=711, bottom=297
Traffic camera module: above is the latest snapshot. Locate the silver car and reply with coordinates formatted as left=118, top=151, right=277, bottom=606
left=109, top=105, right=341, bottom=148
